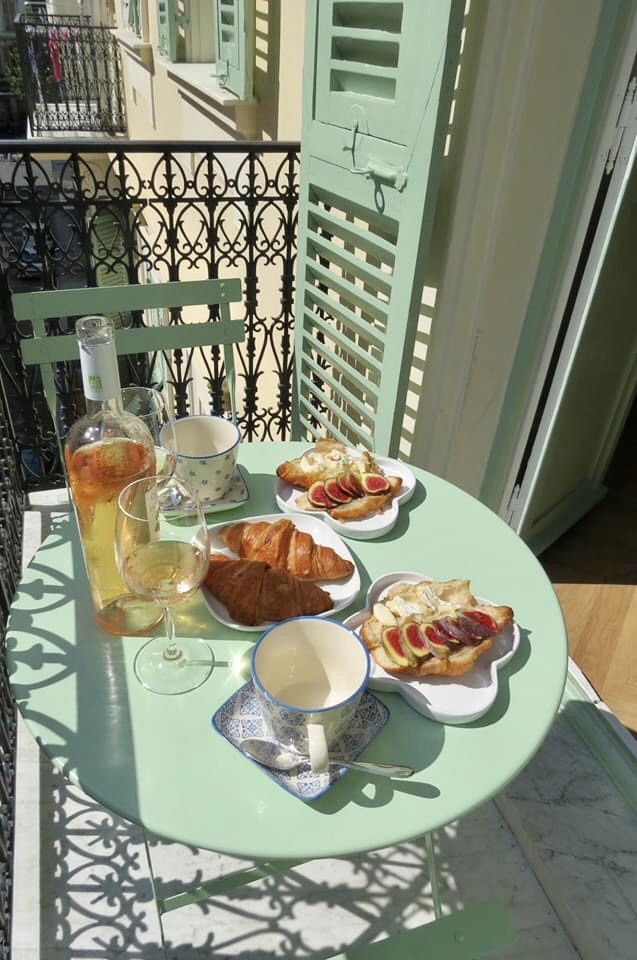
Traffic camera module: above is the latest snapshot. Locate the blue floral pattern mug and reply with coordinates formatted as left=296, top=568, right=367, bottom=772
left=251, top=617, right=370, bottom=773
left=160, top=415, right=240, bottom=503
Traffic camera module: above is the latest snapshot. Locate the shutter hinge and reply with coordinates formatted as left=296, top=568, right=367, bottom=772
left=606, top=76, right=637, bottom=174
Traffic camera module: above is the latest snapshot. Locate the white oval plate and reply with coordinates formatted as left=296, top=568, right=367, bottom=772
left=274, top=452, right=416, bottom=541
left=342, top=571, right=520, bottom=725
left=201, top=513, right=361, bottom=632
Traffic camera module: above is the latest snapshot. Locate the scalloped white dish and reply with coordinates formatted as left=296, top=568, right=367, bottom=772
left=201, top=513, right=361, bottom=632
left=342, top=571, right=520, bottom=725
left=274, top=452, right=416, bottom=541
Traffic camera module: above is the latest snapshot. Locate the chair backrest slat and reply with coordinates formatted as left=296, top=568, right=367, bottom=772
left=11, top=278, right=245, bottom=436
left=12, top=278, right=242, bottom=322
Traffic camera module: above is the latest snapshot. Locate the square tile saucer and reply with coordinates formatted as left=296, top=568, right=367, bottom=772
left=212, top=681, right=390, bottom=802
left=200, top=464, right=249, bottom=512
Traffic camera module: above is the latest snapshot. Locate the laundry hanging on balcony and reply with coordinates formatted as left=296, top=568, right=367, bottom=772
left=47, top=31, right=63, bottom=82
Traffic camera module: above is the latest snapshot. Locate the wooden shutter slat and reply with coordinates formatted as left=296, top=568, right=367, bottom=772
left=306, top=262, right=389, bottom=320
left=299, top=362, right=377, bottom=427
left=328, top=59, right=398, bottom=81
left=307, top=232, right=393, bottom=296
left=302, top=322, right=383, bottom=381
left=302, top=326, right=382, bottom=387
left=304, top=291, right=385, bottom=352
left=299, top=389, right=373, bottom=446
left=331, top=27, right=400, bottom=43
left=298, top=411, right=353, bottom=450
left=307, top=202, right=396, bottom=262
left=301, top=344, right=378, bottom=403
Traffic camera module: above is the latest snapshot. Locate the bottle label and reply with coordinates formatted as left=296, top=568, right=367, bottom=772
left=79, top=340, right=121, bottom=402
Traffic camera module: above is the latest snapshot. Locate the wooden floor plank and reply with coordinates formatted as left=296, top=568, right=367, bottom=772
left=539, top=398, right=637, bottom=734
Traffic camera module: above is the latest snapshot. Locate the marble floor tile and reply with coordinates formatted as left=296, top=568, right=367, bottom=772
left=496, top=713, right=637, bottom=960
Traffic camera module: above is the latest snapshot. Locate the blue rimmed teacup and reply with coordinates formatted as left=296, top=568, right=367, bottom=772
left=251, top=617, right=370, bottom=774
left=160, top=415, right=240, bottom=503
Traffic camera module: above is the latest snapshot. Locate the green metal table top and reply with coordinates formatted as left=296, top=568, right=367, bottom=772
left=7, top=442, right=567, bottom=861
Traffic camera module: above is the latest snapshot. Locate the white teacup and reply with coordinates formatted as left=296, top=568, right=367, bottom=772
left=160, top=415, right=240, bottom=503
left=251, top=617, right=370, bottom=774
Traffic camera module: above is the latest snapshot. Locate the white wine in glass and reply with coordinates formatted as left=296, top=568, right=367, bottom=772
left=116, top=471, right=213, bottom=695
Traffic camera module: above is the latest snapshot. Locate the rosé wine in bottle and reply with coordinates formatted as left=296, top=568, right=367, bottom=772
left=64, top=316, right=162, bottom=636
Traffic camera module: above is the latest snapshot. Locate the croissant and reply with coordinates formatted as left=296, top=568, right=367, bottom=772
left=204, top=555, right=333, bottom=625
left=219, top=519, right=354, bottom=581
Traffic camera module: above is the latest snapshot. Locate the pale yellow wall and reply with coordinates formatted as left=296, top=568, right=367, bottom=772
left=109, top=2, right=304, bottom=418
left=116, top=0, right=303, bottom=144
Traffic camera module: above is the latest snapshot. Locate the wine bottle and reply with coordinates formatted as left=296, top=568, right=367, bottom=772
left=64, top=315, right=162, bottom=636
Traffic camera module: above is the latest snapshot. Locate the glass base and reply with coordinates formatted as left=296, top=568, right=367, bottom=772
left=134, top=635, right=214, bottom=695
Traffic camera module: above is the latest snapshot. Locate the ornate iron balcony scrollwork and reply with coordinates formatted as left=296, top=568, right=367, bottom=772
left=0, top=139, right=300, bottom=489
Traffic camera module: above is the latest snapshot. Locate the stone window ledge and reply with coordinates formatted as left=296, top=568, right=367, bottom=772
left=114, top=29, right=154, bottom=71
left=164, top=62, right=250, bottom=108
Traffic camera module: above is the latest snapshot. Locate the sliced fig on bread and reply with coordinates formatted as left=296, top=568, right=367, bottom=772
left=359, top=578, right=514, bottom=679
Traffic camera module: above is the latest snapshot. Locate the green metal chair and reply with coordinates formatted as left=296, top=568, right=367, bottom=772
left=327, top=899, right=514, bottom=959
left=11, top=278, right=245, bottom=433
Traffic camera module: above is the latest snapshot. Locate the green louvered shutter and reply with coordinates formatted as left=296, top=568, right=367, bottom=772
left=294, top=0, right=464, bottom=456
left=213, top=0, right=254, bottom=100
left=157, top=0, right=177, bottom=59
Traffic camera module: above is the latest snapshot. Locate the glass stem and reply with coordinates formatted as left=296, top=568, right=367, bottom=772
left=162, top=607, right=181, bottom=661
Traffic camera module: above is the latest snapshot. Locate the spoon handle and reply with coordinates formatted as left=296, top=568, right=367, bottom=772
left=335, top=759, right=415, bottom=778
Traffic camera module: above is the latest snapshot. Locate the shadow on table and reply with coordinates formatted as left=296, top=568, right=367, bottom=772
left=455, top=627, right=532, bottom=730
left=313, top=691, right=445, bottom=814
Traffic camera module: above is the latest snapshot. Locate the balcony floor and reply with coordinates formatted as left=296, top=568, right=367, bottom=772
left=11, top=498, right=637, bottom=959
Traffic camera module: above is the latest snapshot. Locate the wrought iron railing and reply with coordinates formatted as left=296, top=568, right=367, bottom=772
left=0, top=374, right=22, bottom=959
left=0, top=139, right=300, bottom=489
left=15, top=12, right=126, bottom=135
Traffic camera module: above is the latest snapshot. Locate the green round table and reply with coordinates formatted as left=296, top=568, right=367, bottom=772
left=7, top=442, right=567, bottom=861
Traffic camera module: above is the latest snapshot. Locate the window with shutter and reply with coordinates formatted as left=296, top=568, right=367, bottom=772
left=294, top=0, right=464, bottom=456
left=123, top=0, right=142, bottom=36
left=157, top=0, right=177, bottom=60
left=213, top=0, right=254, bottom=100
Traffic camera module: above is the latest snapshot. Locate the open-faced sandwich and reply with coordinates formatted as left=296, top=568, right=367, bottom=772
left=276, top=438, right=402, bottom=522
left=360, top=578, right=514, bottom=678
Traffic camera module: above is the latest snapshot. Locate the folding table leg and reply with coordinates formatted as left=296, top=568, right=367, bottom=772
left=143, top=830, right=169, bottom=959
left=424, top=831, right=443, bottom=920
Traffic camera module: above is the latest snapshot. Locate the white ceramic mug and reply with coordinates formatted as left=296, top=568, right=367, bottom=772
left=159, top=415, right=240, bottom=503
left=251, top=617, right=370, bottom=773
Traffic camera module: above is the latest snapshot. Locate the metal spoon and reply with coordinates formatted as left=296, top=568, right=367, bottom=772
left=239, top=737, right=415, bottom=779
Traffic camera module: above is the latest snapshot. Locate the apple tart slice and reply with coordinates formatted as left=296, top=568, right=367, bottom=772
left=360, top=579, right=514, bottom=679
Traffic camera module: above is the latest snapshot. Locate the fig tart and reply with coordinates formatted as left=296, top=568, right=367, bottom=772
left=276, top=438, right=402, bottom=521
left=360, top=579, right=514, bottom=679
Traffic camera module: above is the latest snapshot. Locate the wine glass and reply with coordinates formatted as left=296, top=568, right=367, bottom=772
left=121, top=385, right=173, bottom=476
left=121, top=385, right=168, bottom=443
left=115, top=468, right=213, bottom=695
